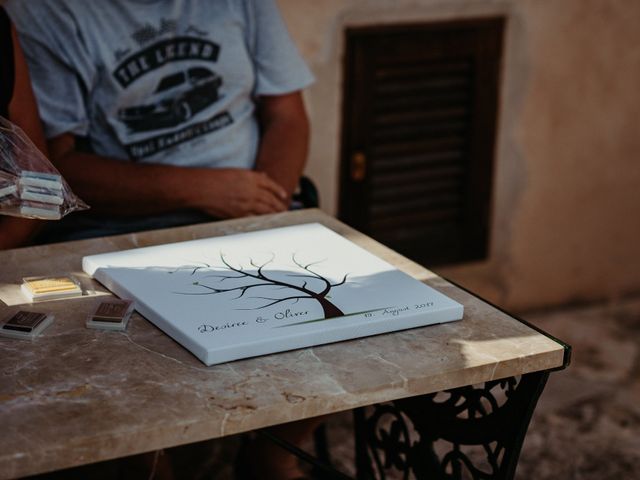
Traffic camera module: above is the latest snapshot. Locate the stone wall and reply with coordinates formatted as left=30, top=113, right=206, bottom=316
left=278, top=0, right=640, bottom=311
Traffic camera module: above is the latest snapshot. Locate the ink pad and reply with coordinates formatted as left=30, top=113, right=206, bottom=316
left=22, top=275, right=83, bottom=302
left=18, top=202, right=62, bottom=220
left=19, top=185, right=64, bottom=205
left=86, top=299, right=134, bottom=331
left=0, top=311, right=54, bottom=339
left=19, top=171, right=63, bottom=191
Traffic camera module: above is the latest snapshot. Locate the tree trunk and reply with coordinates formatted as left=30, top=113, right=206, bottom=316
left=316, top=296, right=344, bottom=319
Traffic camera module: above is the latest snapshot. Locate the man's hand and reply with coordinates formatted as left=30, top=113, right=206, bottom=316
left=48, top=135, right=289, bottom=217
left=189, top=169, right=288, bottom=218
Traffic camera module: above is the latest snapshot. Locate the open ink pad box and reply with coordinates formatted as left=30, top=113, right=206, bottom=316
left=19, top=185, right=64, bottom=205
left=86, top=299, right=135, bottom=331
left=0, top=311, right=54, bottom=340
left=22, top=275, right=83, bottom=302
left=19, top=171, right=63, bottom=191
left=18, top=201, right=63, bottom=220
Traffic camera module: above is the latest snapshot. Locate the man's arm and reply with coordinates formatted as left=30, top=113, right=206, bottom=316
left=47, top=136, right=288, bottom=219
left=48, top=90, right=310, bottom=219
left=0, top=24, right=45, bottom=250
left=254, top=91, right=310, bottom=203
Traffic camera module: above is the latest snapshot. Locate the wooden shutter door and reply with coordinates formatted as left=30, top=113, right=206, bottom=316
left=339, top=19, right=504, bottom=266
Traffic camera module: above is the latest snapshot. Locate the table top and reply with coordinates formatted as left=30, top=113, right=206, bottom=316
left=0, top=210, right=568, bottom=479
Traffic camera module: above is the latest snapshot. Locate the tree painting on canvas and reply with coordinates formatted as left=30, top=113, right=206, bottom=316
left=172, top=252, right=349, bottom=321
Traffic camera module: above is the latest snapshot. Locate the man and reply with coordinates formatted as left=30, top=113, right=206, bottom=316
left=6, top=0, right=313, bottom=241
left=7, top=1, right=318, bottom=478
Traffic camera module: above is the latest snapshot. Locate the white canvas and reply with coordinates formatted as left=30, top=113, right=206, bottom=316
left=83, top=223, right=463, bottom=365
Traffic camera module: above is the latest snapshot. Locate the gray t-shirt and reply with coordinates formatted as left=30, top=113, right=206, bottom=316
left=6, top=0, right=313, bottom=169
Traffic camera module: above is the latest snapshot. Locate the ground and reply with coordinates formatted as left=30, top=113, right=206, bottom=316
left=515, top=297, right=640, bottom=479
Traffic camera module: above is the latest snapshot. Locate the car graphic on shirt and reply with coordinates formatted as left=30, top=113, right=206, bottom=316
left=118, top=67, right=222, bottom=133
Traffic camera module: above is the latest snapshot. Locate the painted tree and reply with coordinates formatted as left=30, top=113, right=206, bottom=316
left=173, top=253, right=349, bottom=319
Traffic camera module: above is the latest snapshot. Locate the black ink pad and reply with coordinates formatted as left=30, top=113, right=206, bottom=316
left=86, top=299, right=135, bottom=331
left=0, top=311, right=54, bottom=339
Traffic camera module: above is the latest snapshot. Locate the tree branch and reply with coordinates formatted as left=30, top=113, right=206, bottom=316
left=220, top=253, right=277, bottom=284
left=331, top=273, right=350, bottom=288
left=201, top=273, right=248, bottom=282
left=237, top=295, right=309, bottom=310
left=291, top=253, right=331, bottom=295
left=179, top=281, right=273, bottom=299
left=250, top=253, right=276, bottom=280
left=176, top=253, right=348, bottom=306
left=168, top=263, right=212, bottom=275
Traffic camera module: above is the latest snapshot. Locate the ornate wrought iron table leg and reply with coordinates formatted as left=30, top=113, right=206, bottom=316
left=354, top=371, right=550, bottom=480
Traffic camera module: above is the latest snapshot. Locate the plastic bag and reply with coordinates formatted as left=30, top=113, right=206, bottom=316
left=0, top=116, right=88, bottom=220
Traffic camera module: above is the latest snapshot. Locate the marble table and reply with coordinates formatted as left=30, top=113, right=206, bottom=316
left=0, top=210, right=569, bottom=479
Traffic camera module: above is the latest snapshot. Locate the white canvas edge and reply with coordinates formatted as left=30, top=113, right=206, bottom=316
left=201, top=304, right=464, bottom=365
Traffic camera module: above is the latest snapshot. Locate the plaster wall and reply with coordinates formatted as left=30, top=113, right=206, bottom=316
left=278, top=0, right=640, bottom=311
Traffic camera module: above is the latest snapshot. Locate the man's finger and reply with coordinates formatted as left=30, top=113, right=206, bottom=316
left=248, top=197, right=282, bottom=216
left=258, top=189, right=288, bottom=212
left=257, top=173, right=288, bottom=201
left=249, top=203, right=275, bottom=216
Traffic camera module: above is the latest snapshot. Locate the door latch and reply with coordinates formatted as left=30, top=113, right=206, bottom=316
left=351, top=152, right=367, bottom=182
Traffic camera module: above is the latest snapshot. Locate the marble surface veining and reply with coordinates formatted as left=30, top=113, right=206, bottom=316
left=0, top=210, right=566, bottom=479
